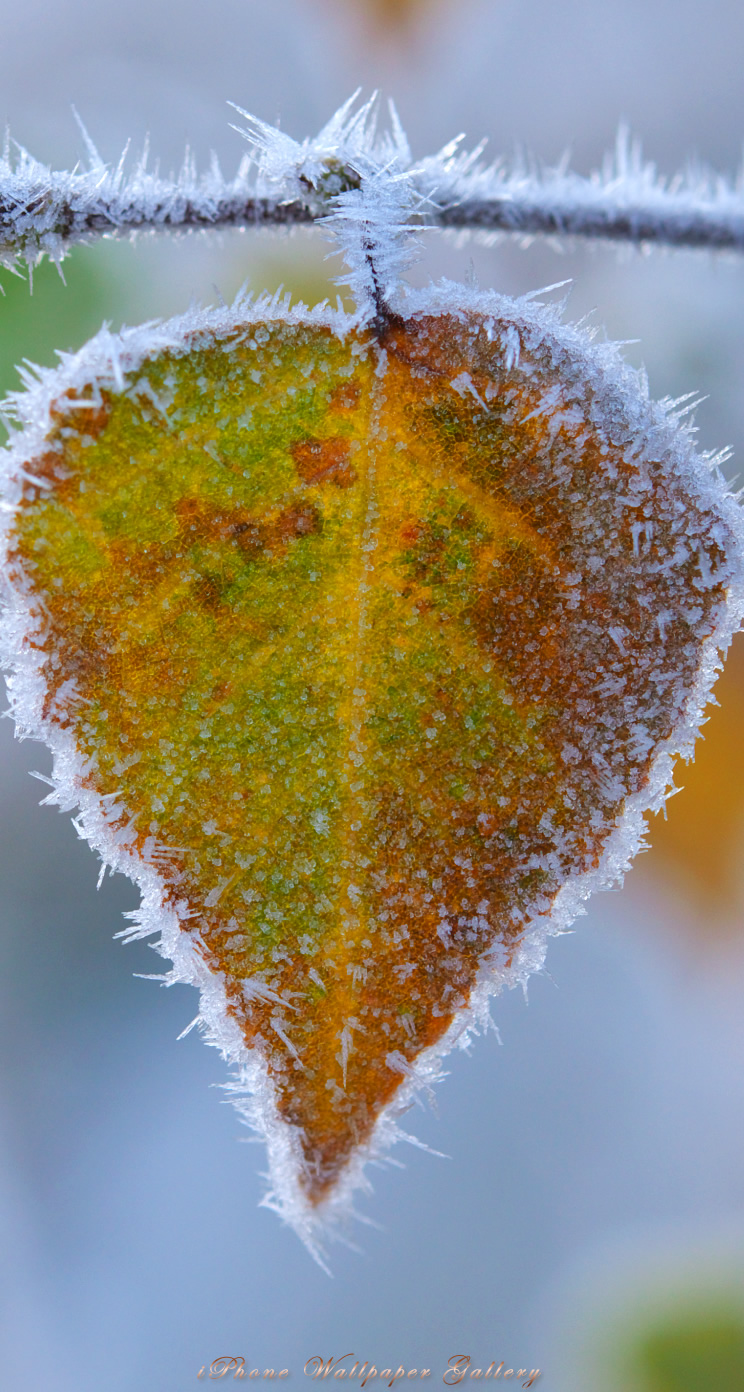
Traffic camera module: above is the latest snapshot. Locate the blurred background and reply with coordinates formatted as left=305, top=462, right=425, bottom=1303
left=1, top=2, right=744, bottom=1389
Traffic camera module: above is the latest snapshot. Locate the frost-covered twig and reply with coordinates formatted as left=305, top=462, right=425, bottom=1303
left=0, top=139, right=314, bottom=273
left=2, top=99, right=744, bottom=272
left=419, top=125, right=744, bottom=251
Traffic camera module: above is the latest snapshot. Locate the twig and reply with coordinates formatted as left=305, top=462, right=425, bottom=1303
left=2, top=109, right=744, bottom=268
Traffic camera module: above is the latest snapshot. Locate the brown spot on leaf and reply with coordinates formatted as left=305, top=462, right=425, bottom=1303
left=192, top=573, right=225, bottom=609
left=175, top=497, right=255, bottom=548
left=291, top=436, right=357, bottom=488
left=271, top=501, right=322, bottom=543
left=328, top=380, right=361, bottom=413
left=21, top=450, right=71, bottom=500
left=49, top=388, right=111, bottom=439
left=175, top=496, right=320, bottom=573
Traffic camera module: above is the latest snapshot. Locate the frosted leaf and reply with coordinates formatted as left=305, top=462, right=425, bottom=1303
left=2, top=272, right=742, bottom=1255
left=2, top=108, right=744, bottom=1257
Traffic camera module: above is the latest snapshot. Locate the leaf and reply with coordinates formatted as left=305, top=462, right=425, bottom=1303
left=1, top=281, right=743, bottom=1250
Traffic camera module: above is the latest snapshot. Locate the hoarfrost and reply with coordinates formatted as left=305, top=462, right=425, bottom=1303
left=4, top=99, right=744, bottom=272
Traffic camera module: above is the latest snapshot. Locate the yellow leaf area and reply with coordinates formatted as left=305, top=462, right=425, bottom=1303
left=646, top=631, right=744, bottom=921
left=8, top=310, right=729, bottom=1202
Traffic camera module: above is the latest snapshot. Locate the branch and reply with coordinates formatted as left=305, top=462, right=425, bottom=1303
left=2, top=106, right=744, bottom=271
left=0, top=144, right=316, bottom=272
left=422, top=127, right=744, bottom=251
left=432, top=191, right=744, bottom=251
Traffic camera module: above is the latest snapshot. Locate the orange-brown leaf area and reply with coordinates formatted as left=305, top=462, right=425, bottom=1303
left=7, top=310, right=733, bottom=1201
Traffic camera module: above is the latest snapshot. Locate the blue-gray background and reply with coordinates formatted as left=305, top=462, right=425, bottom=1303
left=1, top=3, right=744, bottom=1388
